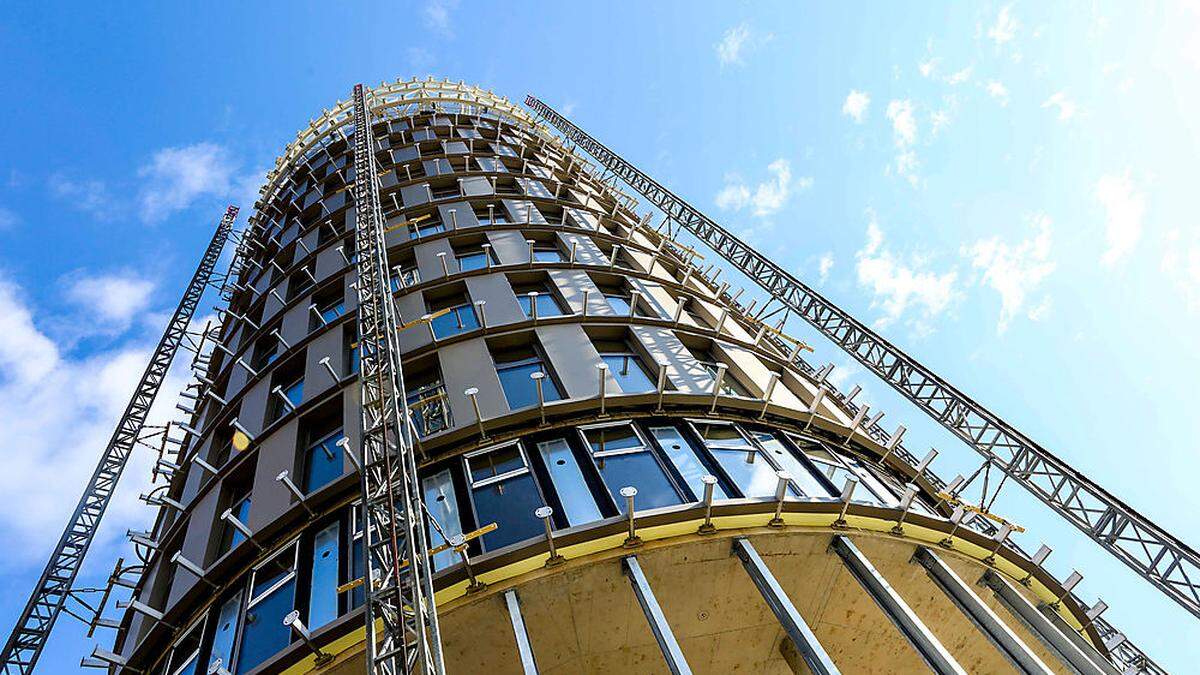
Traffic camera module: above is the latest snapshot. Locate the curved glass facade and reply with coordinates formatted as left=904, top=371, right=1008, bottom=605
left=106, top=79, right=1110, bottom=675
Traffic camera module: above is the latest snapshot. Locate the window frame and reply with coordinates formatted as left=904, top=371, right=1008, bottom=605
left=463, top=440, right=533, bottom=489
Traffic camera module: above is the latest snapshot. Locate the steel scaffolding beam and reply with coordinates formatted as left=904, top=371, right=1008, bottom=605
left=0, top=206, right=239, bottom=675
left=350, top=84, right=444, bottom=675
left=524, top=94, right=1200, bottom=622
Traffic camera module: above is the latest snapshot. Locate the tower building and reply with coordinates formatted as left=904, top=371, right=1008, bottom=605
left=97, top=79, right=1154, bottom=675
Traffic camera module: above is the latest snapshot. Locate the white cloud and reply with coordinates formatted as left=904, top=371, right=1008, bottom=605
left=423, top=0, right=458, bottom=36
left=138, top=142, right=236, bottom=224
left=842, top=90, right=871, bottom=123
left=0, top=274, right=190, bottom=572
left=716, top=23, right=771, bottom=66
left=1095, top=171, right=1146, bottom=266
left=986, top=80, right=1010, bottom=106
left=48, top=173, right=118, bottom=221
left=988, top=5, right=1020, bottom=46
left=919, top=57, right=941, bottom=78
left=964, top=213, right=1056, bottom=332
left=1041, top=92, right=1077, bottom=121
left=1162, top=229, right=1200, bottom=311
left=855, top=210, right=959, bottom=333
left=64, top=272, right=157, bottom=332
left=818, top=252, right=834, bottom=284
left=714, top=159, right=808, bottom=217
left=945, top=66, right=973, bottom=85
left=0, top=206, right=17, bottom=230
left=886, top=99, right=917, bottom=147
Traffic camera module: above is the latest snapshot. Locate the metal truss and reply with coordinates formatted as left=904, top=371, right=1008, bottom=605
left=0, top=206, right=239, bottom=675
left=350, top=84, right=445, bottom=675
left=523, top=95, right=1200, bottom=622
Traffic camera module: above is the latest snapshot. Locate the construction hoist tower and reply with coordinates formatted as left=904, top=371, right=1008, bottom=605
left=24, top=77, right=1185, bottom=675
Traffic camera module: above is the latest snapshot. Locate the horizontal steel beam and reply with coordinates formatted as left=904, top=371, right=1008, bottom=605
left=503, top=589, right=539, bottom=675
left=912, top=547, right=1052, bottom=675
left=623, top=556, right=692, bottom=675
left=979, top=570, right=1117, bottom=675
left=732, top=538, right=840, bottom=675
left=830, top=536, right=965, bottom=675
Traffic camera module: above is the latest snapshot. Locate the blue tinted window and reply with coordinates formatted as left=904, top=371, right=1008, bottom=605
left=496, top=357, right=560, bottom=410
left=430, top=303, right=478, bottom=339
left=752, top=432, right=833, bottom=498
left=604, top=293, right=632, bottom=315
left=532, top=247, right=563, bottom=262
left=649, top=426, right=727, bottom=501
left=308, top=523, right=339, bottom=628
left=283, top=378, right=304, bottom=407
left=583, top=424, right=681, bottom=511
left=423, top=469, right=464, bottom=570
left=536, top=438, right=602, bottom=525
left=236, top=549, right=297, bottom=673
left=456, top=251, right=492, bottom=272
left=467, top=445, right=544, bottom=551
left=517, top=291, right=563, bottom=319
left=602, top=353, right=656, bottom=393
left=207, top=590, right=242, bottom=674
left=320, top=299, right=344, bottom=324
left=695, top=423, right=793, bottom=498
left=304, top=431, right=343, bottom=494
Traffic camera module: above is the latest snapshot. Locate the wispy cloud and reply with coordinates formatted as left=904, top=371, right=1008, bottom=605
left=842, top=90, right=871, bottom=123
left=988, top=4, right=1019, bottom=46
left=1041, top=92, right=1077, bottom=121
left=1162, top=229, right=1200, bottom=311
left=63, top=271, right=157, bottom=333
left=0, top=206, right=17, bottom=230
left=855, top=210, right=959, bottom=334
left=945, top=66, right=972, bottom=85
left=48, top=174, right=118, bottom=221
left=964, top=213, right=1056, bottom=333
left=423, top=0, right=459, bottom=37
left=714, top=159, right=809, bottom=217
left=137, top=142, right=237, bottom=224
left=886, top=99, right=917, bottom=146
left=1095, top=170, right=1146, bottom=266
left=986, top=80, right=1010, bottom=106
left=716, top=22, right=770, bottom=66
left=818, top=252, right=834, bottom=284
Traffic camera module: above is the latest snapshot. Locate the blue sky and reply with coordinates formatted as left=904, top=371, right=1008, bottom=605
left=1, top=1, right=1198, bottom=670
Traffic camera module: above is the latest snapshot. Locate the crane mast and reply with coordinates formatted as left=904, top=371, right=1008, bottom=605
left=0, top=206, right=239, bottom=674
left=523, top=94, right=1200, bottom=621
left=349, top=84, right=445, bottom=675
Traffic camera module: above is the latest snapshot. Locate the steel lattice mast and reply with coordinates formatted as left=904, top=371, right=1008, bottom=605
left=0, top=205, right=239, bottom=674
left=524, top=94, right=1200, bottom=621
left=349, top=84, right=445, bottom=675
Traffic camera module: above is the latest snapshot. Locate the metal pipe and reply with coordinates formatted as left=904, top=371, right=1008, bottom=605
left=622, top=556, right=693, bottom=675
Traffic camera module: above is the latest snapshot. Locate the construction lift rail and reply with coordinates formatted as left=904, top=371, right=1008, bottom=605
left=349, top=83, right=445, bottom=675
left=523, top=94, right=1200, bottom=621
left=0, top=206, right=240, bottom=674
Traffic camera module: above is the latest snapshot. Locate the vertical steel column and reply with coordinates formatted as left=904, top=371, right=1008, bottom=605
left=911, top=547, right=1053, bottom=675
left=622, top=556, right=692, bottom=675
left=731, top=539, right=840, bottom=675
left=350, top=83, right=443, bottom=675
left=503, top=590, right=539, bottom=675
left=829, top=536, right=966, bottom=675
left=979, top=571, right=1117, bottom=675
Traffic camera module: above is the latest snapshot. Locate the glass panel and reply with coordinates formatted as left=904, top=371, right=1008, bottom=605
left=222, top=495, right=252, bottom=552
left=752, top=432, right=834, bottom=498
left=649, top=426, right=727, bottom=501
left=602, top=354, right=656, bottom=393
left=283, top=378, right=304, bottom=407
left=467, top=444, right=526, bottom=483
left=536, top=438, right=602, bottom=525
left=532, top=248, right=563, bottom=262
left=470, top=473, right=544, bottom=550
left=582, top=424, right=643, bottom=455
left=308, top=523, right=339, bottom=628
left=710, top=447, right=781, bottom=498
left=430, top=303, right=478, bottom=339
left=591, top=451, right=681, bottom=511
left=517, top=292, right=563, bottom=318
left=167, top=621, right=203, bottom=675
left=236, top=578, right=296, bottom=673
left=497, top=359, right=560, bottom=409
left=303, top=432, right=343, bottom=494
left=320, top=300, right=345, bottom=323
left=457, top=251, right=490, bottom=272
left=604, top=294, right=632, bottom=315
left=208, top=590, right=242, bottom=674
left=423, top=469, right=464, bottom=570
